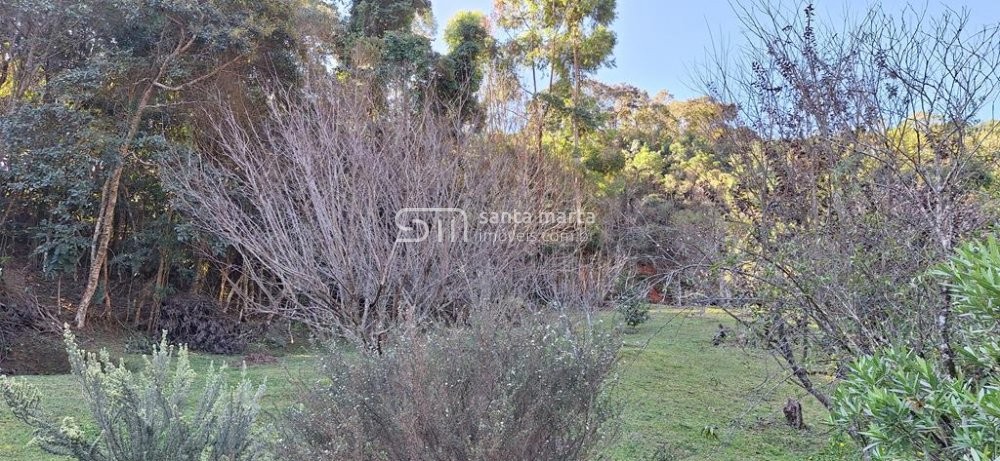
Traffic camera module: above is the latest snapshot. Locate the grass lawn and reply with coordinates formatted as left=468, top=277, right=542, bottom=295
left=607, top=308, right=854, bottom=460
left=0, top=309, right=855, bottom=460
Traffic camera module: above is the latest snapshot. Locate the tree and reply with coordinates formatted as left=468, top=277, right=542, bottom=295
left=345, top=0, right=431, bottom=41
left=73, top=0, right=298, bottom=327
left=330, top=2, right=493, bottom=125
left=333, top=0, right=434, bottom=89
left=0, top=1, right=120, bottom=275
left=579, top=81, right=738, bottom=305
left=495, top=0, right=617, bottom=155
left=0, top=0, right=105, bottom=110
left=433, top=10, right=492, bottom=124
left=704, top=2, right=1000, bottom=406
left=0, top=1, right=306, bottom=326
left=162, top=77, right=617, bottom=346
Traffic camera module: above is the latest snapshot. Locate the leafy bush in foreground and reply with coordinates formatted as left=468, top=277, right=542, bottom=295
left=276, top=312, right=621, bottom=461
left=0, top=327, right=265, bottom=461
left=832, top=237, right=1000, bottom=460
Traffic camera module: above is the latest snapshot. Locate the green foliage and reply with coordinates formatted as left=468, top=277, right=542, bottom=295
left=0, top=327, right=265, bottom=461
left=337, top=0, right=434, bottom=80
left=0, top=104, right=110, bottom=275
left=378, top=30, right=435, bottom=79
left=444, top=11, right=490, bottom=51
left=832, top=236, right=1000, bottom=460
left=332, top=3, right=491, bottom=124
left=616, top=298, right=650, bottom=330
left=1, top=0, right=301, bottom=287
left=496, top=0, right=617, bottom=80
left=569, top=83, right=736, bottom=207
left=436, top=10, right=491, bottom=123
left=496, top=0, right=618, bottom=157
left=934, top=235, right=1000, bottom=325
left=832, top=348, right=1000, bottom=460
left=345, top=0, right=431, bottom=39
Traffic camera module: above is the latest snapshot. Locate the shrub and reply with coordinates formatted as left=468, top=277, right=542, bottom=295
left=157, top=294, right=249, bottom=354
left=831, top=236, right=1000, bottom=460
left=276, top=312, right=621, bottom=461
left=832, top=348, right=1000, bottom=460
left=616, top=298, right=650, bottom=331
left=163, top=79, right=598, bottom=346
left=0, top=326, right=266, bottom=461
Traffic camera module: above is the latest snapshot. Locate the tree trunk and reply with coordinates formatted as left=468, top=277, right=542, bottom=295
left=102, top=258, right=113, bottom=318
left=76, top=164, right=124, bottom=327
left=76, top=82, right=156, bottom=327
left=74, top=24, right=212, bottom=327
left=191, top=256, right=209, bottom=295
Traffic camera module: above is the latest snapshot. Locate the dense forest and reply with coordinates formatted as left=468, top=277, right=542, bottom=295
left=1, top=0, right=999, bottom=460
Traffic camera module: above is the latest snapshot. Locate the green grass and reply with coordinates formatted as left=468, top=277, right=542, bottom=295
left=0, top=310, right=856, bottom=460
left=606, top=308, right=854, bottom=461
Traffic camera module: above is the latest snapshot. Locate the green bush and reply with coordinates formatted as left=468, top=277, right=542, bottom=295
left=617, top=298, right=651, bottom=330
left=276, top=312, right=621, bottom=461
left=831, top=236, right=1000, bottom=460
left=832, top=347, right=1000, bottom=460
left=0, top=327, right=266, bottom=461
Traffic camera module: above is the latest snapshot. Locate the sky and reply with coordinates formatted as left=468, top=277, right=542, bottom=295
left=430, top=0, right=1000, bottom=101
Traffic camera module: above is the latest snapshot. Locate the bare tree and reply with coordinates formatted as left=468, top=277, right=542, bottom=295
left=163, top=77, right=619, bottom=347
left=702, top=2, right=1000, bottom=406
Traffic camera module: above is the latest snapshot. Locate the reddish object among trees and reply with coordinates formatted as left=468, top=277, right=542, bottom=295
left=635, top=261, right=664, bottom=303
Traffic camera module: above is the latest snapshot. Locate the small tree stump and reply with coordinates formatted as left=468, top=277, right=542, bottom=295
left=783, top=398, right=804, bottom=429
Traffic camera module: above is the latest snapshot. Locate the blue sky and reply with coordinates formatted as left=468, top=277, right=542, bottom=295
left=431, top=0, right=1000, bottom=101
